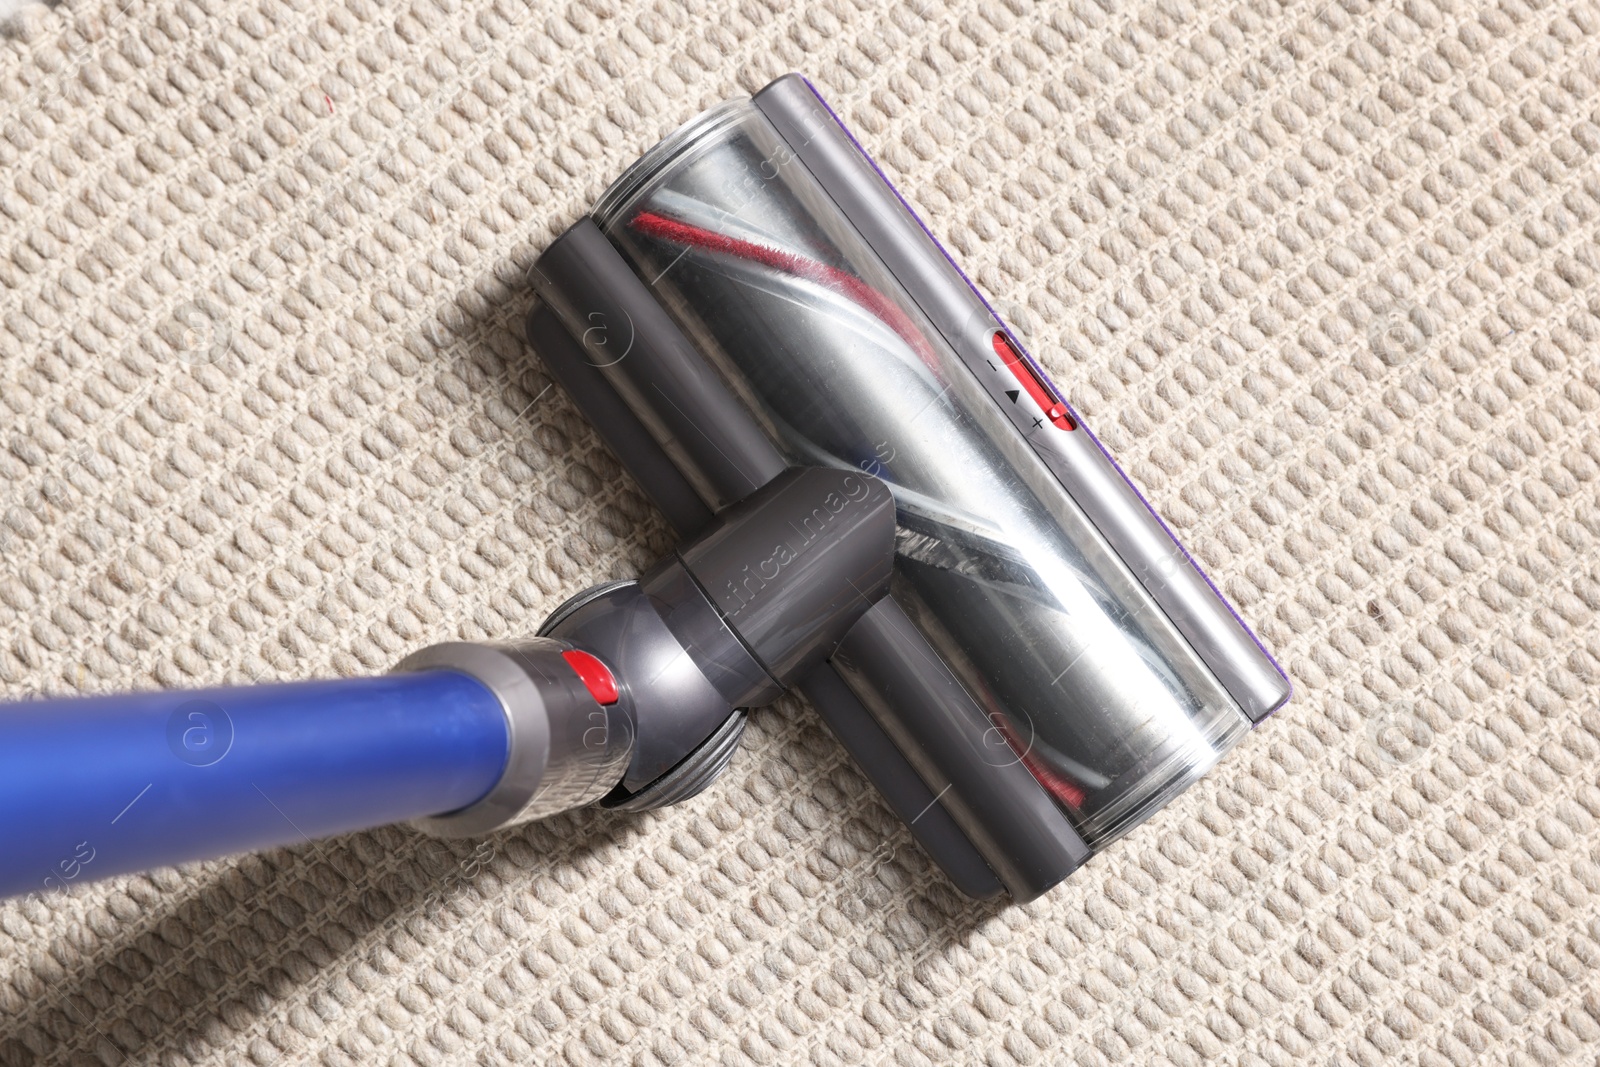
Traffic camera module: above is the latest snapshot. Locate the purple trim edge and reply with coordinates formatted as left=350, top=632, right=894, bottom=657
left=798, top=75, right=1290, bottom=720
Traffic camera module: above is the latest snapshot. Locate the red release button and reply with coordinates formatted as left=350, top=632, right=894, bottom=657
left=561, top=649, right=619, bottom=705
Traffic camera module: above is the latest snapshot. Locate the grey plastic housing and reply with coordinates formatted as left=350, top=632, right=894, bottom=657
left=530, top=218, right=786, bottom=509
left=520, top=309, right=712, bottom=536
left=831, top=601, right=1092, bottom=891
left=641, top=557, right=783, bottom=710
left=605, top=708, right=749, bottom=813
left=677, top=465, right=896, bottom=682
left=632, top=464, right=896, bottom=713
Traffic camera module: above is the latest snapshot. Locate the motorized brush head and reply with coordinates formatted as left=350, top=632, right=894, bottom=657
left=524, top=74, right=1292, bottom=902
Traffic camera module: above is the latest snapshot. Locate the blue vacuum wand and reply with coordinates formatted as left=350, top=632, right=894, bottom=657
left=0, top=468, right=896, bottom=900
left=2, top=672, right=507, bottom=899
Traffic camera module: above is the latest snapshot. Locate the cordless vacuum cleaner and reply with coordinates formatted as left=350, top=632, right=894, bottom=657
left=0, top=75, right=1289, bottom=904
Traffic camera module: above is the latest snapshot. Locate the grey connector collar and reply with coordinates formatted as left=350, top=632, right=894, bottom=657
left=678, top=466, right=896, bottom=683
left=541, top=580, right=734, bottom=794
left=396, top=641, right=633, bottom=837
left=640, top=465, right=897, bottom=712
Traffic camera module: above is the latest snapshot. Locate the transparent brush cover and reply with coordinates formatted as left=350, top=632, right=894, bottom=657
left=592, top=102, right=1251, bottom=848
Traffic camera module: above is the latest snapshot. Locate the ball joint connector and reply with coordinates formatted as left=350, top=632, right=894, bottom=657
left=403, top=466, right=896, bottom=835
left=0, top=74, right=1288, bottom=905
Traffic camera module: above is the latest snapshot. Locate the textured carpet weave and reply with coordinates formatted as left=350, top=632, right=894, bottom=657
left=2, top=0, right=1600, bottom=1063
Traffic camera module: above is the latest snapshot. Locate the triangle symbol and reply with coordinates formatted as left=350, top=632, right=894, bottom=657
left=1005, top=389, right=1020, bottom=403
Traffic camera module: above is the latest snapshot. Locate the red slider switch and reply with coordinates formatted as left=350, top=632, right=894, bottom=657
left=992, top=331, right=1075, bottom=431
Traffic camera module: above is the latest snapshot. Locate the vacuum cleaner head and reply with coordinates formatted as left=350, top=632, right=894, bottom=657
left=0, top=74, right=1288, bottom=906
left=526, top=74, right=1290, bottom=902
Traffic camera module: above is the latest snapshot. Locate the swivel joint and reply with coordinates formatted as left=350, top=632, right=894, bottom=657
left=406, top=465, right=897, bottom=834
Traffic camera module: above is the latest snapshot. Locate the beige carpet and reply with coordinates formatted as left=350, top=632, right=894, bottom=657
left=2, top=0, right=1599, bottom=1062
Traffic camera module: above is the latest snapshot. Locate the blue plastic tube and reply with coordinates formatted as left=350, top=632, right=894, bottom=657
left=0, top=670, right=508, bottom=900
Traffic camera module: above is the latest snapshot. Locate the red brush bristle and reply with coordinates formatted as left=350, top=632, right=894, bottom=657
left=629, top=210, right=939, bottom=371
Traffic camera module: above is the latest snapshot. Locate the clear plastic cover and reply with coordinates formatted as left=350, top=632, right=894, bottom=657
left=592, top=102, right=1250, bottom=847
